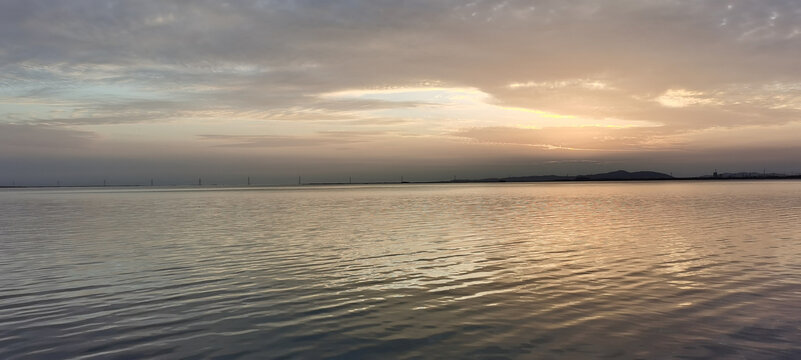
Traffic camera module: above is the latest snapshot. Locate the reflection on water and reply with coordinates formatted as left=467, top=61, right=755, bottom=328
left=1, top=182, right=801, bottom=358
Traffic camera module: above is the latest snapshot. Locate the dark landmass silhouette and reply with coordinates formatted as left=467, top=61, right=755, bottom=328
left=463, top=170, right=674, bottom=183
left=445, top=170, right=801, bottom=184
left=302, top=169, right=800, bottom=186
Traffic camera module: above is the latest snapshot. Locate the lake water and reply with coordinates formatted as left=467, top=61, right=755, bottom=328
left=1, top=181, right=801, bottom=359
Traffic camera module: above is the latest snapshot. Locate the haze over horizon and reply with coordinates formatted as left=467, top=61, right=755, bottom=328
left=3, top=1, right=801, bottom=185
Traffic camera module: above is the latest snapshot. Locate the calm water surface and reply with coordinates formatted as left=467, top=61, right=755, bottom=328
left=2, top=181, right=801, bottom=359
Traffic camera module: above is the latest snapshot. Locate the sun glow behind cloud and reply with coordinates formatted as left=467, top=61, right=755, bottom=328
left=320, top=86, right=659, bottom=133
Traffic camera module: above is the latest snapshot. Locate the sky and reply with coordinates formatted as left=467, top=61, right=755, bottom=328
left=2, top=0, right=801, bottom=185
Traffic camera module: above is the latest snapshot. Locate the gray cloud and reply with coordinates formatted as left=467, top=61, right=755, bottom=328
left=0, top=123, right=95, bottom=152
left=198, top=132, right=375, bottom=148
left=453, top=126, right=680, bottom=151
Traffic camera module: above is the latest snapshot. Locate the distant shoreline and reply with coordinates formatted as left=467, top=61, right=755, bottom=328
left=310, top=170, right=801, bottom=185
left=4, top=170, right=801, bottom=188
left=307, top=176, right=801, bottom=186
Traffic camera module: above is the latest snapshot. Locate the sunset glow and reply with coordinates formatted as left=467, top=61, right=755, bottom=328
left=2, top=1, right=801, bottom=184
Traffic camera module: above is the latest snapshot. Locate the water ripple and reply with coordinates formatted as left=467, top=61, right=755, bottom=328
left=2, top=182, right=801, bottom=358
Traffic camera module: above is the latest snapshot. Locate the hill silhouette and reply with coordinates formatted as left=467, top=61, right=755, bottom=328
left=578, top=170, right=674, bottom=181
left=462, top=170, right=674, bottom=183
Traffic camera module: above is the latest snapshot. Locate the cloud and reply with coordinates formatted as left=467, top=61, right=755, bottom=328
left=453, top=126, right=678, bottom=151
left=0, top=123, right=95, bottom=153
left=4, top=1, right=801, bottom=129
left=197, top=130, right=387, bottom=148
left=656, top=89, right=717, bottom=108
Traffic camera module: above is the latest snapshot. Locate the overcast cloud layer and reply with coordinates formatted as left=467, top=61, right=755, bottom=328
left=2, top=0, right=801, bottom=185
